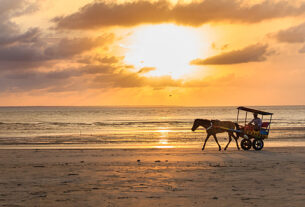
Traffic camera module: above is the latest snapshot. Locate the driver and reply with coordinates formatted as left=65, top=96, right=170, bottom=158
left=248, top=113, right=262, bottom=131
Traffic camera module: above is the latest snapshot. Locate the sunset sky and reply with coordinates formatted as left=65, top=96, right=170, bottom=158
left=1, top=0, right=305, bottom=106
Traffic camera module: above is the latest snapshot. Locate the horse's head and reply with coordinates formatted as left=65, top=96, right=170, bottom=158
left=192, top=119, right=199, bottom=131
left=192, top=119, right=211, bottom=131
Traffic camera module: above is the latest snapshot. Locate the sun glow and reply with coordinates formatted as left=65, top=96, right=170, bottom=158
left=125, top=24, right=205, bottom=79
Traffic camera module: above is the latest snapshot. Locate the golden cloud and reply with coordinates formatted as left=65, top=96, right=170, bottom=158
left=54, top=0, right=305, bottom=29
left=190, top=44, right=269, bottom=65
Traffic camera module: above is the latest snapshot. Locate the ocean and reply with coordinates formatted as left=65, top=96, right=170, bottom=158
left=0, top=106, right=304, bottom=148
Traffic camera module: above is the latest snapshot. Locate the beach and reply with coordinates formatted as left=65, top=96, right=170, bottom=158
left=1, top=0, right=305, bottom=205
left=1, top=147, right=304, bottom=207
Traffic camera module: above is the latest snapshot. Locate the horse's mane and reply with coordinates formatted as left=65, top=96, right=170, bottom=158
left=196, top=119, right=220, bottom=123
left=194, top=119, right=211, bottom=128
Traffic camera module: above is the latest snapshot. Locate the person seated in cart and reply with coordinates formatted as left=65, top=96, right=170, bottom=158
left=248, top=113, right=262, bottom=131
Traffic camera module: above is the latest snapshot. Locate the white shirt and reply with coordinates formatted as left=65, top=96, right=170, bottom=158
left=249, top=117, right=262, bottom=127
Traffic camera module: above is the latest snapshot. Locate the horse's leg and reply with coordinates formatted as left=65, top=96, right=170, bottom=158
left=234, top=134, right=240, bottom=150
left=224, top=133, right=232, bottom=151
left=230, top=127, right=240, bottom=150
left=202, top=134, right=211, bottom=151
left=213, top=134, right=221, bottom=151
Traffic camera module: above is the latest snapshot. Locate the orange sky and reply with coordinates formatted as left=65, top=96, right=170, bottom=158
left=0, top=0, right=305, bottom=106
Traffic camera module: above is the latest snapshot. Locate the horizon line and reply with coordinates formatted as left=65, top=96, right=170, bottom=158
left=0, top=104, right=304, bottom=108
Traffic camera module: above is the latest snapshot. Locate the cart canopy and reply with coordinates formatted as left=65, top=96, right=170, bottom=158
left=237, top=107, right=273, bottom=115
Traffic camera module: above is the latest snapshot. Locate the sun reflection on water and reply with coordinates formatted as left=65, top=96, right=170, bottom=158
left=153, top=145, right=174, bottom=149
left=159, top=139, right=168, bottom=145
left=157, top=129, right=171, bottom=138
left=156, top=129, right=174, bottom=148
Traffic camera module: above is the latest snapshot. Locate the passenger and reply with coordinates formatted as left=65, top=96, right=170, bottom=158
left=248, top=113, right=262, bottom=131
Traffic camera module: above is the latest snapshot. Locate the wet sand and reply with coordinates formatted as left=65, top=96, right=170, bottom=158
left=0, top=147, right=305, bottom=207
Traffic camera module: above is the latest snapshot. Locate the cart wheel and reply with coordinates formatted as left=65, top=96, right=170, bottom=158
left=253, top=139, right=264, bottom=151
left=241, top=139, right=252, bottom=151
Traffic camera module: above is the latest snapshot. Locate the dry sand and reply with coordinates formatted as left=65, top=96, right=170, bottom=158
left=0, top=147, right=305, bottom=207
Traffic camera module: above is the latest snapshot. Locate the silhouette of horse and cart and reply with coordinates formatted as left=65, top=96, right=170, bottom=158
left=191, top=107, right=273, bottom=151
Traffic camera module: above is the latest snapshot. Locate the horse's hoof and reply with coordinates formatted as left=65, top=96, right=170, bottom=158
left=202, top=148, right=205, bottom=151
left=224, top=148, right=227, bottom=151
left=219, top=148, right=221, bottom=151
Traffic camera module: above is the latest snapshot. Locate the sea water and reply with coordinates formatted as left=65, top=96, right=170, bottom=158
left=0, top=106, right=304, bottom=148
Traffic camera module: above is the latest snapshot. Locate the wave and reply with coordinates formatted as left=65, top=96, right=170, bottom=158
left=93, top=121, right=189, bottom=126
left=0, top=120, right=191, bottom=127
left=271, top=127, right=305, bottom=131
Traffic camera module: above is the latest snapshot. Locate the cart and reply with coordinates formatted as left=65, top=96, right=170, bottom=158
left=233, top=107, right=273, bottom=151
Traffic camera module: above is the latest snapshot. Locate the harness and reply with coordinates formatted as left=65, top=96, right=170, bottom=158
left=206, top=122, right=213, bottom=131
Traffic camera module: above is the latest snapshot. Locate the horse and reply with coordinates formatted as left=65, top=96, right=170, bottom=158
left=191, top=119, right=240, bottom=151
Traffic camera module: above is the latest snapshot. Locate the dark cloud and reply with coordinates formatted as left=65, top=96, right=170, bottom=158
left=0, top=0, right=44, bottom=69
left=0, top=34, right=114, bottom=74
left=44, top=34, right=114, bottom=59
left=53, top=0, right=170, bottom=29
left=275, top=22, right=305, bottom=43
left=0, top=26, right=40, bottom=46
left=0, top=0, right=40, bottom=46
left=0, top=64, right=106, bottom=92
left=0, top=0, right=37, bottom=18
left=0, top=0, right=115, bottom=74
left=0, top=60, right=47, bottom=72
left=0, top=45, right=44, bottom=61
left=54, top=0, right=305, bottom=29
left=1, top=71, right=71, bottom=92
left=0, top=62, right=181, bottom=92
left=77, top=55, right=122, bottom=65
left=11, top=28, right=40, bottom=44
left=82, top=64, right=117, bottom=75
left=191, top=44, right=269, bottom=65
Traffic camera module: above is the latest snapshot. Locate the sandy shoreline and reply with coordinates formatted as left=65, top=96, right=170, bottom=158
left=0, top=147, right=305, bottom=207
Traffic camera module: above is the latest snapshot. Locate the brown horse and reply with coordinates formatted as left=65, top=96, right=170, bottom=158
left=191, top=119, right=240, bottom=151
